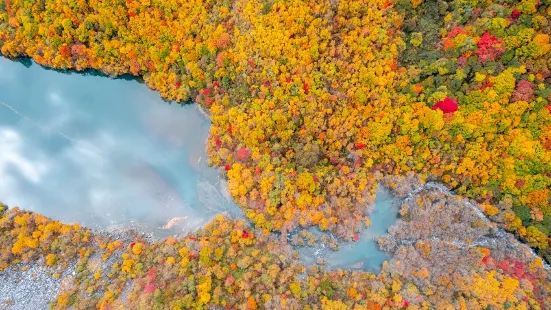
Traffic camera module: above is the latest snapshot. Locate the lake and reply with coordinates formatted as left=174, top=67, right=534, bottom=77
left=0, top=57, right=242, bottom=236
left=0, top=56, right=398, bottom=271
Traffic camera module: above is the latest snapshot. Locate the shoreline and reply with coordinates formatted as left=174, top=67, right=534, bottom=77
left=2, top=54, right=547, bottom=266
left=1, top=174, right=550, bottom=308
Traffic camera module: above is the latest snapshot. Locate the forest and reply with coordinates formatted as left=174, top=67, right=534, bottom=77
left=1, top=0, right=551, bottom=308
left=2, top=174, right=551, bottom=309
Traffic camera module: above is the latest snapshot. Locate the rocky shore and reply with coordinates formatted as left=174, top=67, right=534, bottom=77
left=0, top=262, right=75, bottom=310
left=0, top=227, right=145, bottom=309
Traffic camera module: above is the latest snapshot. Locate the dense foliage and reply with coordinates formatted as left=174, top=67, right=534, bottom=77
left=394, top=0, right=551, bottom=261
left=0, top=0, right=403, bottom=239
left=2, top=178, right=551, bottom=309
left=2, top=0, right=551, bottom=256
left=2, top=0, right=551, bottom=306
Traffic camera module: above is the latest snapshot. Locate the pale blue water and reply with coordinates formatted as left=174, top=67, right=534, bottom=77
left=298, top=187, right=398, bottom=272
left=0, top=57, right=242, bottom=236
left=0, top=56, right=398, bottom=271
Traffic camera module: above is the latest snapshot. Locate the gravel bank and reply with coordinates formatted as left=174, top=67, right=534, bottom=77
left=0, top=227, right=141, bottom=310
left=0, top=262, right=75, bottom=310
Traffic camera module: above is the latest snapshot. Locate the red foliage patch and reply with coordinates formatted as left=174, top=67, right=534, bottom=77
left=144, top=283, right=156, bottom=293
left=476, top=32, right=505, bottom=63
left=59, top=44, right=71, bottom=59
left=448, top=26, right=466, bottom=38
left=514, top=261, right=526, bottom=278
left=353, top=233, right=359, bottom=241
left=512, top=80, right=535, bottom=102
left=481, top=82, right=493, bottom=91
left=511, top=9, right=521, bottom=19
left=355, top=143, right=366, bottom=150
left=224, top=164, right=231, bottom=171
left=432, top=97, right=458, bottom=114
left=237, top=147, right=251, bottom=160
left=71, top=44, right=86, bottom=57
left=241, top=230, right=252, bottom=238
left=214, top=136, right=222, bottom=147
left=146, top=268, right=156, bottom=279
left=202, top=88, right=212, bottom=96
left=496, top=260, right=510, bottom=273
left=481, top=254, right=490, bottom=265
left=515, top=179, right=526, bottom=188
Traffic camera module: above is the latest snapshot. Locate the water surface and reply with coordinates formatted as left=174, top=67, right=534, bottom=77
left=0, top=57, right=242, bottom=236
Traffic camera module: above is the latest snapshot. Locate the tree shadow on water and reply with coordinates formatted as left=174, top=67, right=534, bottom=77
left=2, top=55, right=195, bottom=107
left=3, top=55, right=143, bottom=83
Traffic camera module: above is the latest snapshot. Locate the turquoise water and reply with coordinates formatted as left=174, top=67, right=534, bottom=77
left=0, top=56, right=398, bottom=271
left=297, top=187, right=398, bottom=272
left=0, top=57, right=242, bottom=236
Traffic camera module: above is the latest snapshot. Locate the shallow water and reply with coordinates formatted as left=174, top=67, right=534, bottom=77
left=0, top=57, right=242, bottom=236
left=297, top=187, right=398, bottom=272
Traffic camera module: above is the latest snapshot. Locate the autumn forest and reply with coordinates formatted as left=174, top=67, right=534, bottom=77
left=1, top=0, right=551, bottom=308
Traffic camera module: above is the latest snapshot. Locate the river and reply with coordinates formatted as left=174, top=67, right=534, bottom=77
left=0, top=57, right=398, bottom=271
left=297, top=187, right=398, bottom=272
